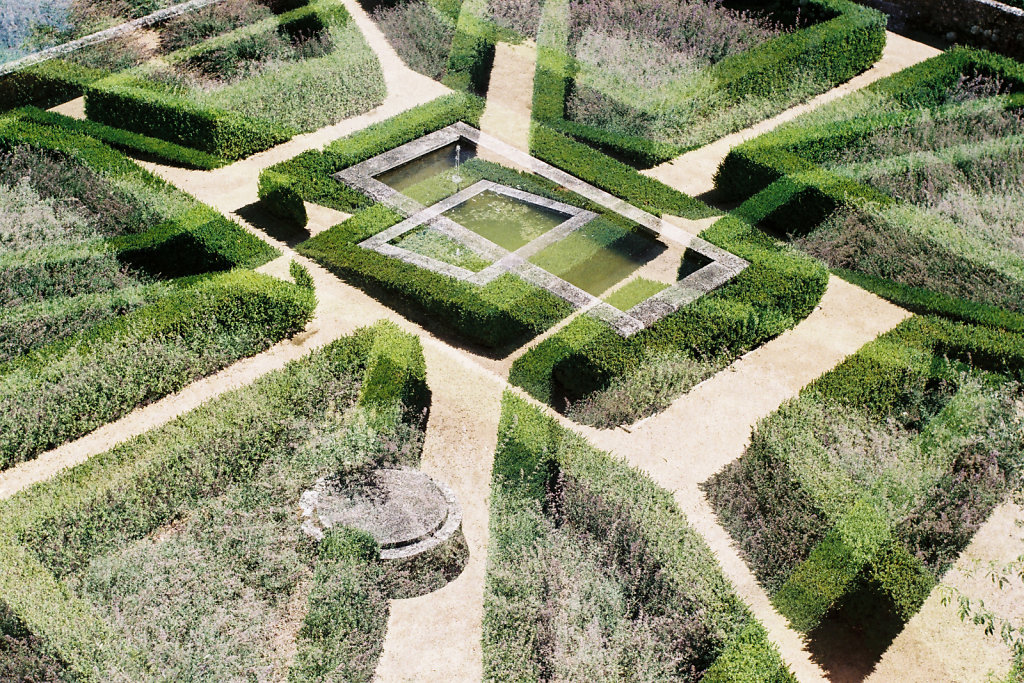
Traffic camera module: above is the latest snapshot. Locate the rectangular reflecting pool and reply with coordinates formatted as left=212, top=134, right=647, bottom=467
left=442, top=190, right=570, bottom=252
left=375, top=141, right=478, bottom=194
left=530, top=219, right=665, bottom=296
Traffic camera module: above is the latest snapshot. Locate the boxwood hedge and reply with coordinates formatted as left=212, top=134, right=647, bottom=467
left=0, top=115, right=278, bottom=272
left=0, top=113, right=299, bottom=470
left=297, top=204, right=572, bottom=349
left=0, top=60, right=105, bottom=114
left=485, top=393, right=796, bottom=681
left=531, top=0, right=885, bottom=167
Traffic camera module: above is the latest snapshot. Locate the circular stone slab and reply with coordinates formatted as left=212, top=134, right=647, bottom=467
left=299, top=469, right=462, bottom=560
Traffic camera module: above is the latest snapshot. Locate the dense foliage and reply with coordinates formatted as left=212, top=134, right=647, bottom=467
left=717, top=48, right=1024, bottom=322
left=485, top=393, right=796, bottom=681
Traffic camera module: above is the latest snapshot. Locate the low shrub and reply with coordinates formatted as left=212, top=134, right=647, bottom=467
left=372, top=0, right=456, bottom=81
left=442, top=0, right=499, bottom=94
left=715, top=48, right=1024, bottom=322
left=530, top=122, right=716, bottom=220
left=85, top=74, right=292, bottom=159
left=290, top=527, right=389, bottom=683
left=289, top=259, right=315, bottom=290
left=0, top=282, right=171, bottom=363
left=0, top=116, right=278, bottom=272
left=0, top=60, right=105, bottom=113
left=0, top=270, right=315, bottom=471
left=357, top=320, right=430, bottom=420
left=14, top=106, right=227, bottom=169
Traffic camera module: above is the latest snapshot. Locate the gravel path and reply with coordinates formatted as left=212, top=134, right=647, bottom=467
left=373, top=348, right=504, bottom=682
left=478, top=41, right=537, bottom=152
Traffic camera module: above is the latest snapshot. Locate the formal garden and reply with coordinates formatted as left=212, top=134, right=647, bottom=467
left=1, top=0, right=1024, bottom=680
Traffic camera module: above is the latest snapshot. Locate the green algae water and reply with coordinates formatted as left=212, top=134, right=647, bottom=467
left=375, top=142, right=478, bottom=194
left=443, top=190, right=568, bottom=251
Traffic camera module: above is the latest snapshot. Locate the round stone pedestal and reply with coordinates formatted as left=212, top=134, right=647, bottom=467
left=299, top=468, right=462, bottom=560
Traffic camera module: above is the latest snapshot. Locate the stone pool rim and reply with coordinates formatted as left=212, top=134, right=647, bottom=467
left=335, top=123, right=749, bottom=337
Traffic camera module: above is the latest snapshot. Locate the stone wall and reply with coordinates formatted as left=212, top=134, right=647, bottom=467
left=856, top=0, right=1024, bottom=59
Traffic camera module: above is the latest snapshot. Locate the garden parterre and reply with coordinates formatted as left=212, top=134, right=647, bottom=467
left=717, top=47, right=1024, bottom=324
left=0, top=112, right=316, bottom=471
left=705, top=315, right=1024, bottom=664
left=263, top=94, right=750, bottom=353
left=262, top=92, right=825, bottom=425
left=0, top=322, right=445, bottom=682
left=531, top=0, right=885, bottom=167
left=485, top=393, right=796, bottom=681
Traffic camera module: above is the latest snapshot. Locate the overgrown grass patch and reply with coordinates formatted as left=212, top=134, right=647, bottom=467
left=484, top=393, right=796, bottom=681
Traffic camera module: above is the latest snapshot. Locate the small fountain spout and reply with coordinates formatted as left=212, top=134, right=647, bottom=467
left=452, top=143, right=463, bottom=189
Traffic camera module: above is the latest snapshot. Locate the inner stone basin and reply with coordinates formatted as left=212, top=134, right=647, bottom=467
left=375, top=140, right=478, bottom=193
left=302, top=469, right=451, bottom=550
left=443, top=190, right=570, bottom=251
left=529, top=220, right=666, bottom=296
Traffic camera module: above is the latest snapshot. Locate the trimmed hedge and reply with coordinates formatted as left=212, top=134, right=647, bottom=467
left=0, top=116, right=278, bottom=273
left=357, top=320, right=430, bottom=420
left=0, top=270, right=316, bottom=471
left=0, top=322, right=419, bottom=679
left=442, top=0, right=498, bottom=94
left=85, top=72, right=292, bottom=160
left=14, top=106, right=227, bottom=169
left=84, top=0, right=383, bottom=159
left=509, top=214, right=828, bottom=412
left=530, top=0, right=885, bottom=167
left=0, top=60, right=105, bottom=113
left=530, top=122, right=718, bottom=220
left=705, top=316, right=1024, bottom=640
left=259, top=92, right=485, bottom=225
left=484, top=394, right=795, bottom=681
left=290, top=527, right=389, bottom=683
left=297, top=205, right=572, bottom=349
